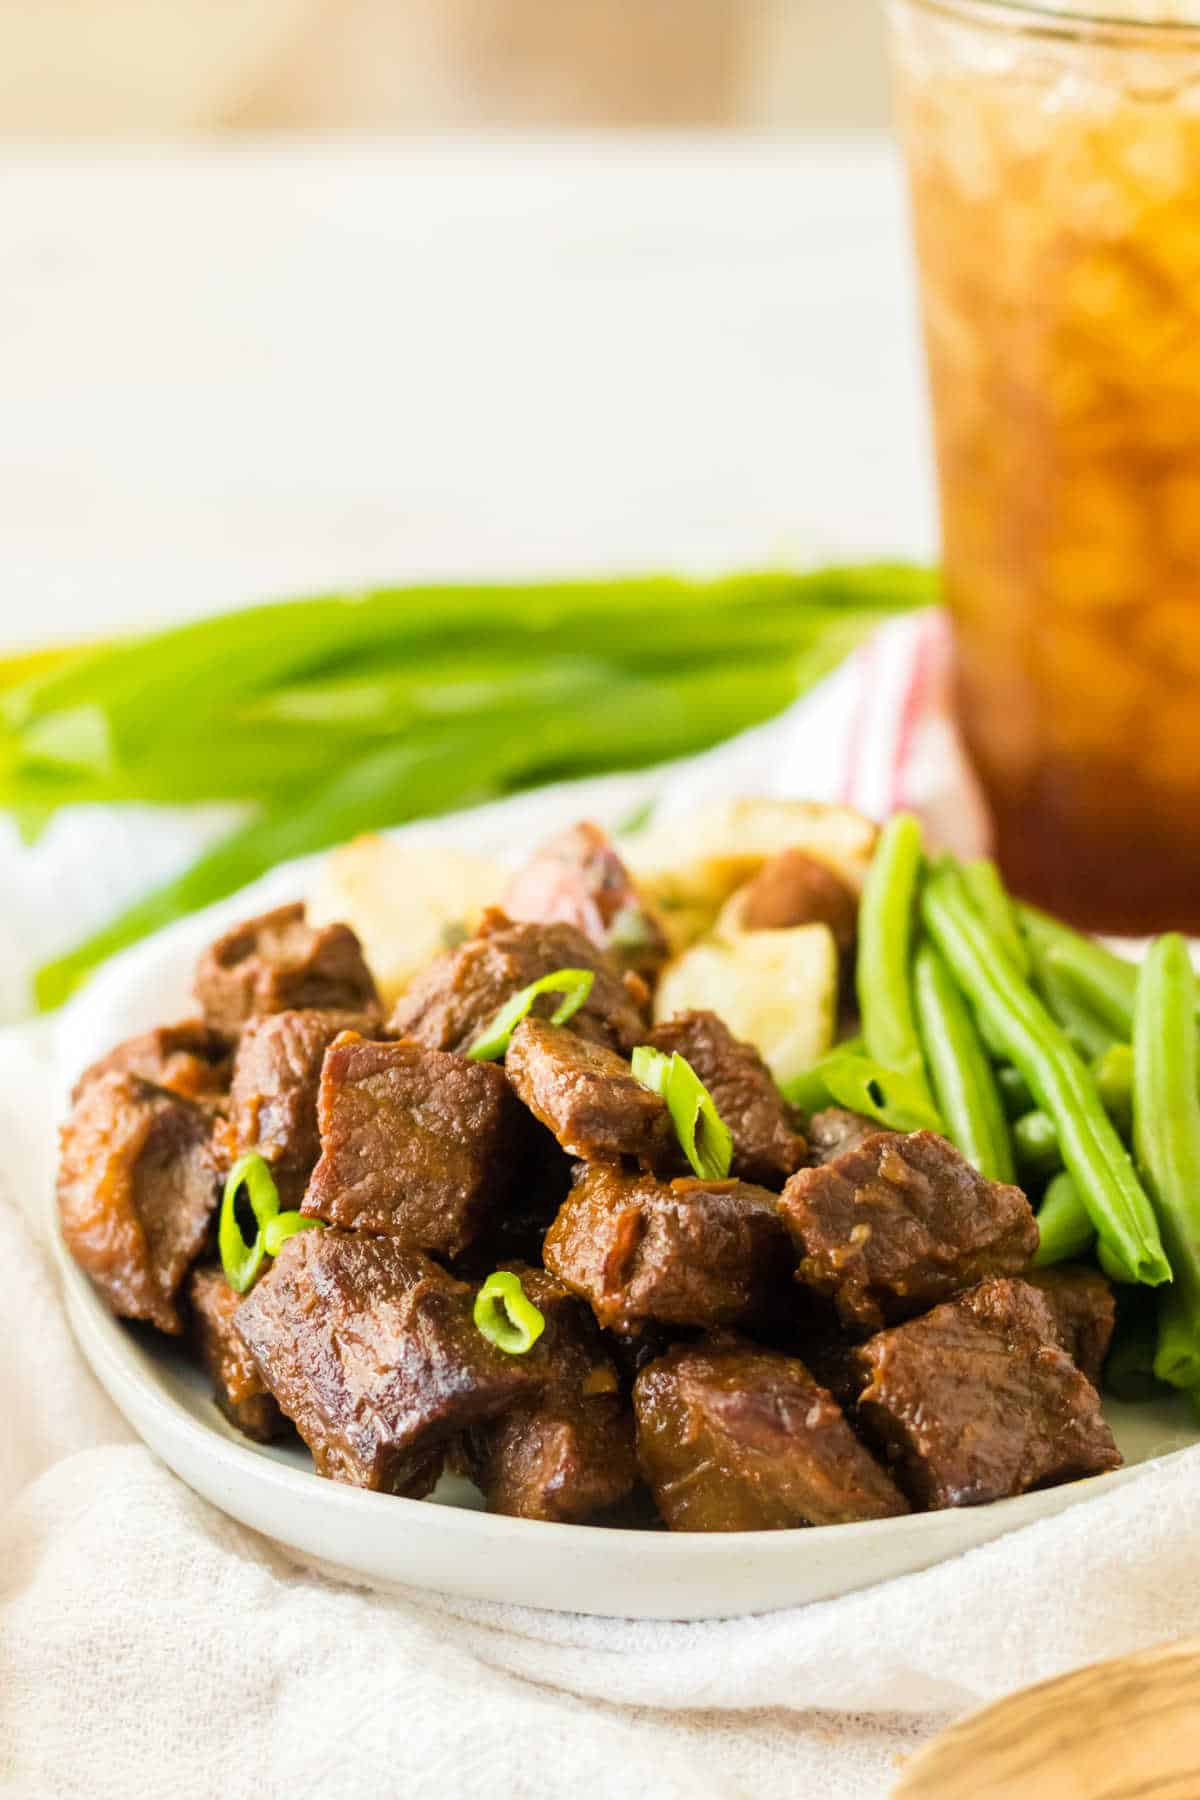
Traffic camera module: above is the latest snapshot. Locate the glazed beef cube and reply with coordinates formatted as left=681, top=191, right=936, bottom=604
left=72, top=1020, right=232, bottom=1108
left=502, top=820, right=669, bottom=977
left=853, top=1277, right=1121, bottom=1510
left=543, top=1164, right=792, bottom=1333
left=505, top=1019, right=673, bottom=1165
left=806, top=1108, right=876, bottom=1165
left=219, top=1008, right=374, bottom=1208
left=387, top=911, right=648, bottom=1057
left=57, top=1072, right=218, bottom=1334
left=301, top=1034, right=517, bottom=1257
left=634, top=1338, right=908, bottom=1531
left=737, top=849, right=859, bottom=952
left=779, top=1129, right=1038, bottom=1331
left=188, top=1264, right=287, bottom=1443
left=647, top=1010, right=806, bottom=1187
left=234, top=1229, right=540, bottom=1494
left=196, top=902, right=378, bottom=1038
left=1026, top=1265, right=1117, bottom=1388
left=462, top=1267, right=637, bottom=1522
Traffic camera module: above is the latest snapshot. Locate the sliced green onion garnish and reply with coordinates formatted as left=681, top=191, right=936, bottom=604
left=262, top=1211, right=325, bottom=1258
left=632, top=1045, right=733, bottom=1181
left=219, top=1153, right=280, bottom=1295
left=466, top=968, right=595, bottom=1062
left=782, top=1050, right=943, bottom=1134
left=473, top=1270, right=546, bottom=1355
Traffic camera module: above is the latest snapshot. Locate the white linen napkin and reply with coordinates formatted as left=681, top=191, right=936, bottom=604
left=3, top=609, right=1196, bottom=1800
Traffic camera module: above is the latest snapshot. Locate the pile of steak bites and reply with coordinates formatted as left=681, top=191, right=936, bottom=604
left=57, top=836, right=1121, bottom=1532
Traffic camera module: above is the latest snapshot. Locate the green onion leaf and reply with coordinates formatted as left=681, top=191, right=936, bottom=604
left=262, top=1211, right=325, bottom=1258
left=219, top=1153, right=280, bottom=1295
left=631, top=1045, right=734, bottom=1181
left=473, top=1270, right=546, bottom=1355
left=466, top=968, right=595, bottom=1062
left=782, top=1050, right=943, bottom=1135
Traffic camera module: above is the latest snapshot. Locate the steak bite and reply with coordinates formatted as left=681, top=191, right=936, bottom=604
left=502, top=820, right=669, bottom=978
left=1026, top=1265, right=1117, bottom=1388
left=71, top=1020, right=232, bottom=1108
left=735, top=849, right=859, bottom=952
left=196, top=902, right=379, bottom=1039
left=387, top=911, right=648, bottom=1057
left=634, top=1338, right=908, bottom=1531
left=805, top=1108, right=877, bottom=1166
left=543, top=1164, right=793, bottom=1333
left=647, top=1009, right=806, bottom=1187
left=57, top=1072, right=218, bottom=1335
left=505, top=1019, right=673, bottom=1165
left=233, top=1229, right=541, bottom=1494
left=779, top=1129, right=1038, bottom=1332
left=462, top=1267, right=638, bottom=1522
left=188, top=1263, right=288, bottom=1443
left=300, top=1033, right=518, bottom=1258
left=853, top=1277, right=1121, bottom=1510
left=219, top=1008, right=374, bottom=1208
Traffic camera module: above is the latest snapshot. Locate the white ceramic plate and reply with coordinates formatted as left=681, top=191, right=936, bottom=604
left=47, top=782, right=1200, bottom=1620
left=56, top=1235, right=1199, bottom=1619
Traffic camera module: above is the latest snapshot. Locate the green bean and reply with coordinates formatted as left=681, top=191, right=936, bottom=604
left=1095, top=1044, right=1134, bottom=1140
left=996, top=1064, right=1035, bottom=1119
left=921, top=867, right=1169, bottom=1286
left=913, top=941, right=1013, bottom=1181
left=1133, top=935, right=1200, bottom=1388
left=959, top=859, right=1030, bottom=976
left=1033, top=1171, right=1095, bottom=1267
left=1013, top=1110, right=1064, bottom=1181
left=1020, top=906, right=1138, bottom=1040
left=856, top=813, right=934, bottom=1107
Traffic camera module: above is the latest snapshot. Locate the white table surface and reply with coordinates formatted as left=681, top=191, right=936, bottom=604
left=1, top=134, right=935, bottom=647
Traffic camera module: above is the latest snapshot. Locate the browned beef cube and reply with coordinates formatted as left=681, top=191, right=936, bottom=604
left=505, top=1019, right=673, bottom=1165
left=634, top=1337, right=908, bottom=1531
left=737, top=849, right=859, bottom=952
left=72, top=1021, right=232, bottom=1107
left=853, top=1278, right=1121, bottom=1509
left=779, top=1129, right=1038, bottom=1331
left=57, top=1073, right=218, bottom=1334
left=502, top=820, right=669, bottom=978
left=805, top=1108, right=876, bottom=1165
left=188, top=1264, right=288, bottom=1443
left=218, top=1008, right=375, bottom=1208
left=233, top=1229, right=540, bottom=1493
left=462, top=1267, right=637, bottom=1522
left=301, top=1034, right=517, bottom=1257
left=543, top=1165, right=793, bottom=1333
left=1026, top=1265, right=1117, bottom=1388
left=387, top=910, right=648, bottom=1057
left=647, top=1010, right=806, bottom=1187
left=196, top=902, right=378, bottom=1038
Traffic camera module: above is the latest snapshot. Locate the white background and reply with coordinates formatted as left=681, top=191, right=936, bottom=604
left=1, top=136, right=935, bottom=646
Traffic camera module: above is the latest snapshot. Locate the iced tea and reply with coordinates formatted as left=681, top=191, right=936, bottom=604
left=888, top=0, right=1200, bottom=932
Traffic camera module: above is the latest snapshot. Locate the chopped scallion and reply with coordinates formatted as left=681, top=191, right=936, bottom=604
left=782, top=1050, right=943, bottom=1134
left=262, top=1211, right=325, bottom=1258
left=219, top=1153, right=280, bottom=1295
left=466, top=968, right=595, bottom=1062
left=473, top=1270, right=546, bottom=1355
left=631, top=1045, right=733, bottom=1181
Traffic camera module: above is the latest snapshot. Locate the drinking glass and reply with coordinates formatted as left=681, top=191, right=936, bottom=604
left=886, top=0, right=1200, bottom=932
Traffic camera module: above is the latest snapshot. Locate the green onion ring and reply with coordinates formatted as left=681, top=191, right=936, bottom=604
left=262, top=1211, right=325, bottom=1258
left=632, top=1045, right=733, bottom=1181
left=473, top=1270, right=546, bottom=1355
left=466, top=968, right=595, bottom=1062
left=219, top=1153, right=280, bottom=1295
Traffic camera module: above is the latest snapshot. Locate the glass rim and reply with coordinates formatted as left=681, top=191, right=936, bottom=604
left=897, top=0, right=1200, bottom=43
